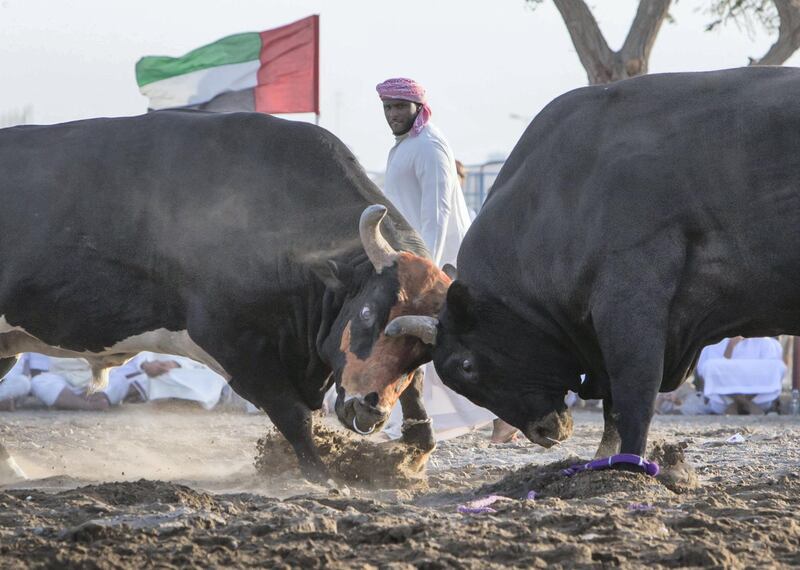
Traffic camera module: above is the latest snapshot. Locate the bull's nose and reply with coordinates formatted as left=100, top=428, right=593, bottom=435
left=363, top=392, right=379, bottom=407
left=523, top=409, right=574, bottom=448
left=336, top=394, right=389, bottom=436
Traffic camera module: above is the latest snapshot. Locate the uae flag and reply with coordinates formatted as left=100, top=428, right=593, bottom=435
left=136, top=15, right=319, bottom=114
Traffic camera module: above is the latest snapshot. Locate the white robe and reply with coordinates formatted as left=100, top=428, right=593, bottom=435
left=696, top=337, right=785, bottom=413
left=383, top=122, right=472, bottom=267
left=27, top=355, right=132, bottom=406
left=109, top=352, right=227, bottom=410
left=0, top=354, right=41, bottom=402
left=382, top=122, right=494, bottom=441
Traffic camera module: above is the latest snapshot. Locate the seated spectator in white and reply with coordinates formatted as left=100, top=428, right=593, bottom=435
left=0, top=354, right=43, bottom=411
left=109, top=352, right=227, bottom=410
left=29, top=355, right=139, bottom=410
left=696, top=336, right=786, bottom=415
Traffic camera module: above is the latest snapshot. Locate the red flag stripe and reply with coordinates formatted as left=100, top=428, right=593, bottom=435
left=255, top=15, right=319, bottom=115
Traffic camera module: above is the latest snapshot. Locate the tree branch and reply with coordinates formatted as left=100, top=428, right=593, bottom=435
left=552, top=0, right=672, bottom=84
left=552, top=0, right=616, bottom=83
left=621, top=0, right=673, bottom=75
left=751, top=0, right=800, bottom=65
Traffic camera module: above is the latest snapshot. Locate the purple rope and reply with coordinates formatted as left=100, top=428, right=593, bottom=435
left=562, top=454, right=660, bottom=477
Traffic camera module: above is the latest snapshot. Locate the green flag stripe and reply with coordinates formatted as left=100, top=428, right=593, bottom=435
left=136, top=32, right=261, bottom=87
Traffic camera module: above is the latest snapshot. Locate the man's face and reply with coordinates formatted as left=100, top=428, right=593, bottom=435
left=383, top=99, right=419, bottom=135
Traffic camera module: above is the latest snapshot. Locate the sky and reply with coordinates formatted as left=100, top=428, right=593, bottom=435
left=1, top=0, right=798, bottom=172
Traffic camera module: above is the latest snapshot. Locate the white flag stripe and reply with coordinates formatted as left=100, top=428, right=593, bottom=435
left=140, top=59, right=260, bottom=110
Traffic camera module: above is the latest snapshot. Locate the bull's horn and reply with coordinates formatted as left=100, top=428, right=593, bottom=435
left=385, top=316, right=439, bottom=346
left=359, top=205, right=398, bottom=274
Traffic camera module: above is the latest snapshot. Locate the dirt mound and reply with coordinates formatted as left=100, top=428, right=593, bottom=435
left=254, top=424, right=426, bottom=489
left=480, top=456, right=675, bottom=501
left=650, top=440, right=700, bottom=493
left=78, top=480, right=219, bottom=509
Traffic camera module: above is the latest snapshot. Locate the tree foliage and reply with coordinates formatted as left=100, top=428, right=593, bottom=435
left=705, top=0, right=779, bottom=32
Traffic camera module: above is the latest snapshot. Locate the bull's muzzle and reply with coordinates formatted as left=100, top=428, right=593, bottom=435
left=335, top=390, right=390, bottom=436
left=523, top=409, right=574, bottom=448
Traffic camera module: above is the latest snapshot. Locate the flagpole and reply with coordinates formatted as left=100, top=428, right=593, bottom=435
left=315, top=114, right=320, bottom=126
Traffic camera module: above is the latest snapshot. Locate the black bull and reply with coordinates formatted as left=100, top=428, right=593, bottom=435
left=389, top=67, right=800, bottom=463
left=0, top=111, right=450, bottom=481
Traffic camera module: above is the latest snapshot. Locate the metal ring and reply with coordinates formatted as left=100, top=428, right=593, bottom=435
left=352, top=416, right=375, bottom=435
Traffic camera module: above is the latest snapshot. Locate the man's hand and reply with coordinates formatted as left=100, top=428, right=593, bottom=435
left=141, top=360, right=180, bottom=377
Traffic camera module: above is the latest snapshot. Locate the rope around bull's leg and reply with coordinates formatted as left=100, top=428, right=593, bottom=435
left=562, top=454, right=660, bottom=477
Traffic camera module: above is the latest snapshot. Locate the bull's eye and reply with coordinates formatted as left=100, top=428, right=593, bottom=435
left=461, top=359, right=473, bottom=373
left=359, top=305, right=373, bottom=321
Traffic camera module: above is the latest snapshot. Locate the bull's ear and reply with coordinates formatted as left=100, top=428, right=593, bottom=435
left=446, top=281, right=476, bottom=328
left=311, top=260, right=353, bottom=292
left=442, top=263, right=458, bottom=281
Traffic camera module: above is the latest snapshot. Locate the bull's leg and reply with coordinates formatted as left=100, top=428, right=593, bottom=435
left=594, top=295, right=668, bottom=459
left=398, top=368, right=435, bottom=472
left=229, top=359, right=330, bottom=484
left=603, top=342, right=663, bottom=458
left=255, top=386, right=329, bottom=484
left=595, top=396, right=621, bottom=458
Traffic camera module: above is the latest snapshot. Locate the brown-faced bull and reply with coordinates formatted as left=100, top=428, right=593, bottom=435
left=0, top=111, right=451, bottom=481
left=386, top=67, right=800, bottom=469
left=320, top=206, right=450, bottom=439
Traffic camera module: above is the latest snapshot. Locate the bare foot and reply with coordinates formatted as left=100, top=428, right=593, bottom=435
left=490, top=419, right=518, bottom=443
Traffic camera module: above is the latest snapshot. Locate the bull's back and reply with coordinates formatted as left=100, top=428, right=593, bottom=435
left=465, top=67, right=800, bottom=385
left=473, top=67, right=800, bottom=298
left=0, top=112, right=388, bottom=350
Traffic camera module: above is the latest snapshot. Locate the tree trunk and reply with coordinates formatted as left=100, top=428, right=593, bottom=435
left=552, top=0, right=672, bottom=85
left=751, top=0, right=800, bottom=65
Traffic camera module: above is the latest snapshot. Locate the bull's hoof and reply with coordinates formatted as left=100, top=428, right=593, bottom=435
left=404, top=449, right=434, bottom=474
left=298, top=462, right=332, bottom=485
left=399, top=419, right=435, bottom=474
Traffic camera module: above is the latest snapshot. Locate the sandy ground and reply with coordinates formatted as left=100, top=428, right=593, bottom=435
left=1, top=405, right=798, bottom=568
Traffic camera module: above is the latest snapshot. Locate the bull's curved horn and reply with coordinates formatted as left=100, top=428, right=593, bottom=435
left=359, top=205, right=398, bottom=274
left=384, top=316, right=439, bottom=346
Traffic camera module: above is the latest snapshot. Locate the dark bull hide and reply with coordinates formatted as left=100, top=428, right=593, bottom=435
left=387, top=67, right=800, bottom=464
left=0, top=111, right=449, bottom=481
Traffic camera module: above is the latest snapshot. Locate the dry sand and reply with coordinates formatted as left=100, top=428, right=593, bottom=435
left=1, top=406, right=798, bottom=568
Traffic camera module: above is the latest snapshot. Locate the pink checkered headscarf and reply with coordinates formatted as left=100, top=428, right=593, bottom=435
left=376, top=77, right=432, bottom=136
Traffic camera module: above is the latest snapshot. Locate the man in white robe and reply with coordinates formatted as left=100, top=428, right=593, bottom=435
left=696, top=336, right=785, bottom=414
left=109, top=352, right=227, bottom=410
left=0, top=355, right=35, bottom=411
left=375, top=77, right=497, bottom=441
left=29, top=355, right=114, bottom=410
